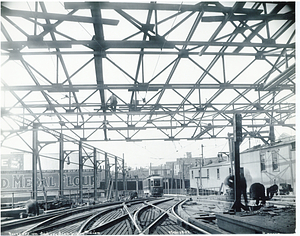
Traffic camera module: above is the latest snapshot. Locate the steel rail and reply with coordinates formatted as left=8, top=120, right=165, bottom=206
left=21, top=203, right=124, bottom=235
left=19, top=200, right=147, bottom=235
left=140, top=202, right=175, bottom=234
left=79, top=200, right=145, bottom=234
left=133, top=198, right=174, bottom=229
left=1, top=206, right=82, bottom=233
left=140, top=199, right=211, bottom=234
left=83, top=198, right=170, bottom=234
left=123, top=202, right=143, bottom=234
left=1, top=202, right=119, bottom=233
left=82, top=207, right=132, bottom=234
left=171, top=199, right=212, bottom=234
left=22, top=199, right=145, bottom=235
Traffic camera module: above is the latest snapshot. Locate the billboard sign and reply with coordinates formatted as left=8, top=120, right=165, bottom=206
left=1, top=154, right=24, bottom=171
left=1, top=169, right=100, bottom=191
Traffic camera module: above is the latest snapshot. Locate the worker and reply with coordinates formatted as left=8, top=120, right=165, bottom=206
left=240, top=172, right=248, bottom=206
left=25, top=199, right=39, bottom=216
left=267, top=184, right=278, bottom=199
left=249, top=183, right=266, bottom=205
left=224, top=173, right=248, bottom=206
left=107, top=94, right=117, bottom=111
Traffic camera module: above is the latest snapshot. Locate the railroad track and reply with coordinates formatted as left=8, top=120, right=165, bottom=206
left=83, top=198, right=210, bottom=235
left=1, top=204, right=99, bottom=235
left=21, top=199, right=148, bottom=235
left=1, top=199, right=143, bottom=235
left=2, top=198, right=212, bottom=235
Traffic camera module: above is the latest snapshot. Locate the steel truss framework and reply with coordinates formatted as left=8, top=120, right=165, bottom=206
left=1, top=1, right=295, bottom=151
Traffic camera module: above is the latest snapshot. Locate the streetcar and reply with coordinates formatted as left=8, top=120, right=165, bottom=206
left=143, top=175, right=164, bottom=197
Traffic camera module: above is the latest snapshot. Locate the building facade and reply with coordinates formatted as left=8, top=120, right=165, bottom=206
left=189, top=136, right=295, bottom=195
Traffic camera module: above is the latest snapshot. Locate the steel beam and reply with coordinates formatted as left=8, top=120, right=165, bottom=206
left=1, top=6, right=119, bottom=25
left=64, top=2, right=263, bottom=15
left=3, top=40, right=294, bottom=50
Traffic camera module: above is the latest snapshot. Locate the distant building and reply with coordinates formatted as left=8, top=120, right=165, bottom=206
left=189, top=136, right=295, bottom=195
left=241, top=136, right=295, bottom=194
left=189, top=155, right=230, bottom=193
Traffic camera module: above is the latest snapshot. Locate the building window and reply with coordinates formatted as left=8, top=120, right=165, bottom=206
left=272, top=151, right=279, bottom=172
left=217, top=168, right=220, bottom=179
left=191, top=171, right=194, bottom=179
left=207, top=169, right=209, bottom=179
left=260, top=152, right=266, bottom=172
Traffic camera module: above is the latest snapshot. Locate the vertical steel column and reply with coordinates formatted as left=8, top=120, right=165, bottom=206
left=32, top=124, right=38, bottom=200
left=232, top=114, right=242, bottom=212
left=79, top=141, right=83, bottom=203
left=115, top=156, right=118, bottom=201
left=233, top=140, right=241, bottom=212
left=289, top=144, right=295, bottom=194
left=122, top=155, right=125, bottom=195
left=59, top=133, right=64, bottom=197
left=228, top=134, right=234, bottom=174
left=105, top=153, right=108, bottom=196
left=94, top=148, right=97, bottom=201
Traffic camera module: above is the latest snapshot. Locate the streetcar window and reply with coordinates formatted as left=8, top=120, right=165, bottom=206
left=154, top=179, right=160, bottom=186
left=151, top=180, right=154, bottom=186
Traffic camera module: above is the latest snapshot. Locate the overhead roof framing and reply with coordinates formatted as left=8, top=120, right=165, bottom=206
left=1, top=1, right=295, bottom=145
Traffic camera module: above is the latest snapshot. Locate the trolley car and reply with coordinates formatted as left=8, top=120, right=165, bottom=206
left=143, top=175, right=164, bottom=197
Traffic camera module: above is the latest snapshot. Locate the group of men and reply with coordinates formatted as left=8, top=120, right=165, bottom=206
left=225, top=174, right=278, bottom=206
